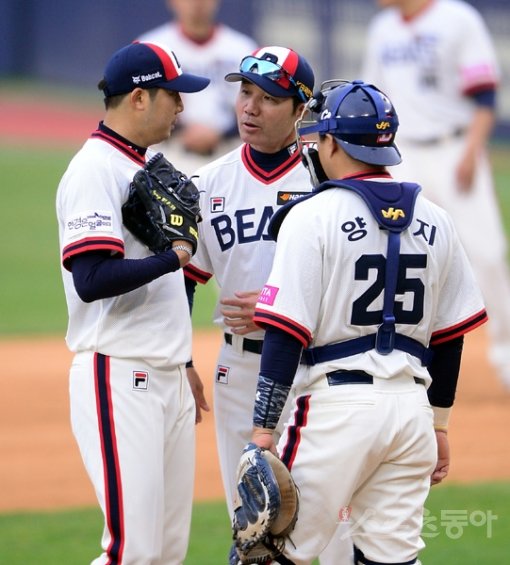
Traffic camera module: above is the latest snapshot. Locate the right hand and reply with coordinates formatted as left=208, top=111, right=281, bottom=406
left=220, top=289, right=261, bottom=335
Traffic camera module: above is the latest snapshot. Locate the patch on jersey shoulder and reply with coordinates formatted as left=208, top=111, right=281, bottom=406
left=216, top=365, right=230, bottom=384
left=66, top=210, right=113, bottom=234
left=210, top=197, right=225, bottom=213
left=258, top=285, right=279, bottom=306
left=132, top=370, right=149, bottom=391
left=277, top=191, right=309, bottom=205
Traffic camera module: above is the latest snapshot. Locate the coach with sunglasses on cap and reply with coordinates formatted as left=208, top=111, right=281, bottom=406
left=183, top=46, right=353, bottom=564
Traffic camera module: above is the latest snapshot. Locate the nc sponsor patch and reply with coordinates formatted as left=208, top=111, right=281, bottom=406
left=277, top=191, right=308, bottom=205
left=133, top=370, right=149, bottom=391
left=258, top=285, right=279, bottom=306
left=210, top=197, right=225, bottom=213
left=66, top=210, right=113, bottom=234
left=216, top=365, right=230, bottom=384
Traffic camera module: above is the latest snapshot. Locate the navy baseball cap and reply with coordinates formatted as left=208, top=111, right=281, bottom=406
left=225, top=46, right=314, bottom=103
left=100, top=41, right=210, bottom=97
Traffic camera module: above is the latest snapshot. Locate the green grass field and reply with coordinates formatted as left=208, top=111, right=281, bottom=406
left=1, top=140, right=509, bottom=562
left=1, top=483, right=509, bottom=563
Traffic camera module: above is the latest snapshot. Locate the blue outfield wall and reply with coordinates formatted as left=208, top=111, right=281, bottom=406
left=0, top=0, right=254, bottom=86
left=0, top=0, right=508, bottom=135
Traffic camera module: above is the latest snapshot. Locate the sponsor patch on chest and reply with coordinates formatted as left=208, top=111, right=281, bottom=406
left=277, top=191, right=309, bottom=205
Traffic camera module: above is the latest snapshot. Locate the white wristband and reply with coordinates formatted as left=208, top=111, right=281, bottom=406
left=432, top=406, right=451, bottom=432
left=173, top=244, right=193, bottom=258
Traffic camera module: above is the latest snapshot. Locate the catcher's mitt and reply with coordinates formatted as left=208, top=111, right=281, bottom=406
left=230, top=443, right=299, bottom=564
left=122, top=152, right=201, bottom=254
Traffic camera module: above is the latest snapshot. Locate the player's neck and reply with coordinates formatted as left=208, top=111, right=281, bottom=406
left=400, top=0, right=433, bottom=20
left=179, top=21, right=215, bottom=44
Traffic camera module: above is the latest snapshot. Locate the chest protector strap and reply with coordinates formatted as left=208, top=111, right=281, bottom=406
left=301, top=179, right=433, bottom=367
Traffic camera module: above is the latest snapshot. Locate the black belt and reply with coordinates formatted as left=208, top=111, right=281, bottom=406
left=327, top=369, right=425, bottom=387
left=224, top=333, right=264, bottom=354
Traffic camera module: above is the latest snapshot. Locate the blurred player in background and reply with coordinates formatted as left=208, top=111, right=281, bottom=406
left=137, top=0, right=257, bottom=158
left=184, top=46, right=353, bottom=564
left=363, top=0, right=510, bottom=390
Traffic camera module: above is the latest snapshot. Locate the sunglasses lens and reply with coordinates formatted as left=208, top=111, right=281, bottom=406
left=239, top=56, right=308, bottom=102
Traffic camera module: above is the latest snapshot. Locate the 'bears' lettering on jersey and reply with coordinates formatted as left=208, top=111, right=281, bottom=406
left=211, top=206, right=274, bottom=251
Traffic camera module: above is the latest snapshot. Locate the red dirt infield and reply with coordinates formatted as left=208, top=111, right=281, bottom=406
left=0, top=327, right=509, bottom=512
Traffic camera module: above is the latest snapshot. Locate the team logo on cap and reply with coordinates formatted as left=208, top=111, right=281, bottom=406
left=132, top=71, right=163, bottom=85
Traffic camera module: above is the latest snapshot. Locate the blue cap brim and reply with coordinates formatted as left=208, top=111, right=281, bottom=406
left=161, top=73, right=210, bottom=93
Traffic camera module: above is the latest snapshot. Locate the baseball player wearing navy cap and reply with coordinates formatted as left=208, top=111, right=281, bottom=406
left=248, top=80, right=488, bottom=564
left=363, top=0, right=510, bottom=390
left=57, top=41, right=209, bottom=563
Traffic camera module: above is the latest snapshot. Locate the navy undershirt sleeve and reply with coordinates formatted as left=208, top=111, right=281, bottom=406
left=259, top=325, right=303, bottom=387
left=427, top=335, right=464, bottom=408
left=469, top=88, right=496, bottom=109
left=70, top=250, right=181, bottom=303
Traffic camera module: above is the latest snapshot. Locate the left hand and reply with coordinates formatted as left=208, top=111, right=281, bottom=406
left=431, top=430, right=450, bottom=485
left=220, top=290, right=261, bottom=335
left=186, top=366, right=210, bottom=424
left=251, top=427, right=277, bottom=455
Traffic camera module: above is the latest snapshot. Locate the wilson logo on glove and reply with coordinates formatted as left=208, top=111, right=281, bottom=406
left=122, top=152, right=201, bottom=255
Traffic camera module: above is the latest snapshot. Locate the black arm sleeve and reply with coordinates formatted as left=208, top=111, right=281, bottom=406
left=259, top=325, right=303, bottom=387
left=70, top=250, right=181, bottom=303
left=427, top=335, right=464, bottom=408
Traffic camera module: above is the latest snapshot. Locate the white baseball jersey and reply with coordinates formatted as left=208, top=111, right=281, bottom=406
left=185, top=143, right=312, bottom=338
left=56, top=128, right=196, bottom=563
left=255, top=177, right=487, bottom=386
left=137, top=23, right=258, bottom=133
left=363, top=0, right=500, bottom=141
left=253, top=176, right=487, bottom=562
left=57, top=133, right=191, bottom=367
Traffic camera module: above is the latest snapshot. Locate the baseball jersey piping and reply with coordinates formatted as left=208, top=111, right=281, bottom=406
left=91, top=130, right=146, bottom=166
left=280, top=394, right=311, bottom=471
left=183, top=263, right=212, bottom=284
left=94, top=353, right=125, bottom=564
left=254, top=309, right=311, bottom=347
left=62, top=237, right=124, bottom=271
left=430, top=308, right=488, bottom=345
left=241, top=144, right=302, bottom=184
